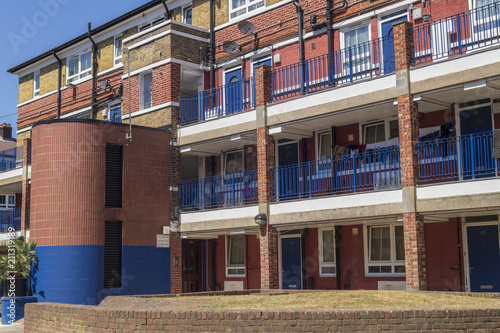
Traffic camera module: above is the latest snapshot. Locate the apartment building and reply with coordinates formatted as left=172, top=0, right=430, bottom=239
left=6, top=0, right=500, bottom=304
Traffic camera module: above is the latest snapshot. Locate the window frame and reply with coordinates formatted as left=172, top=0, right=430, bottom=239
left=182, top=4, right=193, bottom=25
left=114, top=35, right=123, bottom=66
left=229, top=0, right=265, bottom=20
left=318, top=228, right=336, bottom=277
left=223, top=149, right=244, bottom=175
left=140, top=71, right=153, bottom=110
left=339, top=22, right=372, bottom=75
left=317, top=130, right=333, bottom=160
left=0, top=195, right=15, bottom=209
left=139, top=15, right=165, bottom=32
left=360, top=117, right=399, bottom=145
left=66, top=49, right=92, bottom=84
left=33, top=71, right=40, bottom=98
left=364, top=223, right=405, bottom=277
left=226, top=235, right=246, bottom=277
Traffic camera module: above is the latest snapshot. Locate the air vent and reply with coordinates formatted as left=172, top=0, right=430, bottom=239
left=104, top=221, right=122, bottom=289
left=105, top=143, right=123, bottom=208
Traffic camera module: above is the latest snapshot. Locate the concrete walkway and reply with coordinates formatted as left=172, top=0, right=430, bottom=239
left=0, top=323, right=24, bottom=333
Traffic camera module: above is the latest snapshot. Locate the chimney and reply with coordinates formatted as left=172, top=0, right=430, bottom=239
left=0, top=124, right=12, bottom=140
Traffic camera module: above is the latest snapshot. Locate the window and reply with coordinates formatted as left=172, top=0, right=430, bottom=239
left=363, top=118, right=399, bottom=144
left=0, top=195, right=15, bottom=209
left=104, top=221, right=122, bottom=289
left=366, top=224, right=405, bottom=275
left=319, top=229, right=336, bottom=276
left=140, top=72, right=153, bottom=110
left=114, top=36, right=123, bottom=65
left=34, top=71, right=40, bottom=97
left=183, top=5, right=193, bottom=25
left=139, top=16, right=165, bottom=32
left=318, top=131, right=332, bottom=160
left=342, top=25, right=370, bottom=73
left=224, top=150, right=243, bottom=174
left=473, top=0, right=499, bottom=36
left=226, top=235, right=245, bottom=276
left=230, top=0, right=265, bottom=19
left=105, top=144, right=123, bottom=208
left=67, top=50, right=92, bottom=83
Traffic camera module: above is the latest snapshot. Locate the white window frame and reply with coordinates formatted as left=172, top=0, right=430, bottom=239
left=317, top=130, right=332, bottom=160
left=230, top=0, right=265, bottom=20
left=339, top=22, right=372, bottom=77
left=226, top=235, right=246, bottom=277
left=182, top=4, right=193, bottom=25
left=360, top=117, right=399, bottom=145
left=139, top=71, right=153, bottom=110
left=114, top=35, right=123, bottom=66
left=318, top=228, right=336, bottom=277
left=33, top=71, right=40, bottom=98
left=0, top=195, right=15, bottom=209
left=66, top=49, right=92, bottom=84
left=364, top=223, right=405, bottom=277
left=223, top=149, right=244, bottom=175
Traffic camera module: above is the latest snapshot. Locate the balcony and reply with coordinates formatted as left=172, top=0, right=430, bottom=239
left=0, top=208, right=23, bottom=232
left=0, top=146, right=23, bottom=173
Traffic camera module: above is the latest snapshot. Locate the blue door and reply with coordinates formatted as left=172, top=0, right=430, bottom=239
left=225, top=68, right=242, bottom=115
left=467, top=225, right=500, bottom=292
left=282, top=237, right=302, bottom=290
left=381, top=14, right=407, bottom=74
left=109, top=104, right=122, bottom=123
left=277, top=142, right=299, bottom=200
left=460, top=107, right=493, bottom=178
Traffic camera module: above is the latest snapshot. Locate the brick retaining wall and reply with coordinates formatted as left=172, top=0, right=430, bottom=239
left=24, top=295, right=500, bottom=332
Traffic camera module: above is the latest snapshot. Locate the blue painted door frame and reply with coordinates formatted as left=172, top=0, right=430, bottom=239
left=281, top=237, right=302, bottom=290
left=109, top=104, right=122, bottom=123
left=467, top=224, right=500, bottom=292
left=381, top=14, right=407, bottom=74
left=225, top=68, right=242, bottom=115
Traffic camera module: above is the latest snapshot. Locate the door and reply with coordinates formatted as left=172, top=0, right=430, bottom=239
left=109, top=104, right=122, bottom=123
left=467, top=225, right=500, bottom=292
left=381, top=14, right=407, bottom=74
left=225, top=68, right=242, bottom=115
left=277, top=142, right=299, bottom=200
left=182, top=239, right=203, bottom=293
left=460, top=107, right=494, bottom=178
left=281, top=237, right=302, bottom=290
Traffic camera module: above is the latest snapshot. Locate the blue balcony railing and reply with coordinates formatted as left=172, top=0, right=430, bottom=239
left=180, top=77, right=255, bottom=125
left=418, top=131, right=499, bottom=182
left=0, top=208, right=22, bottom=232
left=414, top=2, right=500, bottom=65
left=0, top=146, right=22, bottom=173
left=269, top=36, right=394, bottom=102
left=180, top=170, right=258, bottom=211
left=272, top=147, right=401, bottom=201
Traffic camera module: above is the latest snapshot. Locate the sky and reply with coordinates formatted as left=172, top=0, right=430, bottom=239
left=0, top=0, right=150, bottom=138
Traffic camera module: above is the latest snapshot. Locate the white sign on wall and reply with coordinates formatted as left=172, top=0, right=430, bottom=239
left=157, top=234, right=170, bottom=248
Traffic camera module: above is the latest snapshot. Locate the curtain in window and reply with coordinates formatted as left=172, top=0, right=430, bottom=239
left=225, top=151, right=243, bottom=174
left=228, top=236, right=245, bottom=265
left=365, top=123, right=385, bottom=144
left=319, top=133, right=332, bottom=159
left=322, top=230, right=335, bottom=263
left=370, top=227, right=390, bottom=261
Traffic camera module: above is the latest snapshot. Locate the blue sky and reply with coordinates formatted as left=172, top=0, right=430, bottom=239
left=0, top=0, right=148, bottom=138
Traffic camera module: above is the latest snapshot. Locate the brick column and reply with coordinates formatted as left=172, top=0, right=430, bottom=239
left=255, top=64, right=279, bottom=289
left=166, top=62, right=183, bottom=294
left=21, top=139, right=31, bottom=238
left=393, top=21, right=427, bottom=291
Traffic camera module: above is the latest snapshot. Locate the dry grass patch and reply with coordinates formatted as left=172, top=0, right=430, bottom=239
left=163, top=291, right=500, bottom=310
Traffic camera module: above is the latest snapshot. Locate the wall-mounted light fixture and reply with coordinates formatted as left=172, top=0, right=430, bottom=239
left=422, top=14, right=431, bottom=22
left=254, top=213, right=267, bottom=226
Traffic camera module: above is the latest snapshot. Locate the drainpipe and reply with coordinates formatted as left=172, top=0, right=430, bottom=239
left=293, top=0, right=305, bottom=95
left=326, top=0, right=333, bottom=82
left=335, top=226, right=341, bottom=290
left=88, top=22, right=97, bottom=120
left=52, top=51, right=62, bottom=119
left=161, top=0, right=171, bottom=20
left=209, top=0, right=215, bottom=89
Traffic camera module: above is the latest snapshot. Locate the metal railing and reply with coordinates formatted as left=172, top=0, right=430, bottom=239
left=269, top=36, right=394, bottom=102
left=414, top=2, right=500, bottom=65
left=0, top=146, right=23, bottom=173
left=271, top=146, right=401, bottom=201
left=180, top=77, right=255, bottom=125
left=418, top=131, right=499, bottom=183
left=0, top=208, right=22, bottom=232
left=180, top=170, right=258, bottom=211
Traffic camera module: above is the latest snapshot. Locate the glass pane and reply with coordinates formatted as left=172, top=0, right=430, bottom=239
left=81, top=51, right=91, bottom=71
left=34, top=73, right=40, bottom=91
left=143, top=73, right=153, bottom=109
left=8, top=196, right=15, bottom=205
left=226, top=151, right=243, bottom=174
left=0, top=196, right=5, bottom=206
left=248, top=1, right=264, bottom=12
left=184, top=7, right=193, bottom=25
left=115, top=38, right=122, bottom=61
left=319, top=133, right=332, bottom=159
left=368, top=266, right=380, bottom=273
left=228, top=236, right=245, bottom=265
left=68, top=57, right=78, bottom=77
left=231, top=8, right=246, bottom=18
left=376, top=124, right=385, bottom=142
left=370, top=226, right=390, bottom=261
left=365, top=123, right=385, bottom=144
left=389, top=120, right=399, bottom=139
left=345, top=26, right=369, bottom=47
left=395, top=265, right=406, bottom=273
left=322, top=230, right=335, bottom=263
left=395, top=225, right=405, bottom=261
left=322, top=266, right=336, bottom=274
left=232, top=0, right=246, bottom=9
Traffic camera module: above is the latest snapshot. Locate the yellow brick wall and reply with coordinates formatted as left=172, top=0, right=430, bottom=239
left=17, top=131, right=31, bottom=146
left=130, top=108, right=170, bottom=128
left=266, top=0, right=282, bottom=6
left=18, top=74, right=34, bottom=104
left=39, top=60, right=66, bottom=96
left=97, top=37, right=115, bottom=72
left=123, top=26, right=138, bottom=40
left=171, top=7, right=182, bottom=22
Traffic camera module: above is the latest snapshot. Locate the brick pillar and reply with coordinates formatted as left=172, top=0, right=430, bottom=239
left=394, top=21, right=427, bottom=291
left=255, top=64, right=279, bottom=289
left=21, top=139, right=31, bottom=238
left=166, top=62, right=183, bottom=294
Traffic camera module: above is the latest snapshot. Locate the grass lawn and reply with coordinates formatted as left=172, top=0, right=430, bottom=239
left=161, top=291, right=500, bottom=310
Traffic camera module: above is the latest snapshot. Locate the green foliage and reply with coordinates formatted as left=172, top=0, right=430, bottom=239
left=0, top=239, right=37, bottom=279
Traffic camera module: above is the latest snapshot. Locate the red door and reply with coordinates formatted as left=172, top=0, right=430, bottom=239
left=182, top=240, right=203, bottom=293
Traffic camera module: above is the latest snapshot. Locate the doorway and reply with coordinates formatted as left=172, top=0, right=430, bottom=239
left=281, top=236, right=302, bottom=289
left=182, top=239, right=203, bottom=293
left=381, top=12, right=407, bottom=74
left=225, top=67, right=242, bottom=115
left=276, top=142, right=299, bottom=200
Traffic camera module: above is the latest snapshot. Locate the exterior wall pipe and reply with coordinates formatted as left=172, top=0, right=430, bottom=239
left=88, top=22, right=97, bottom=120
left=161, top=0, right=171, bottom=20
left=293, top=1, right=305, bottom=95
left=51, top=51, right=62, bottom=119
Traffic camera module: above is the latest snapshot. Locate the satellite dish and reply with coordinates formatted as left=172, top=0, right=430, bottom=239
left=100, top=79, right=109, bottom=90
left=238, top=20, right=255, bottom=34
left=222, top=40, right=241, bottom=54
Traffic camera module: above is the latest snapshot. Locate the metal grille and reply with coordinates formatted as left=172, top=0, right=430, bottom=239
left=105, top=144, right=123, bottom=208
left=104, top=221, right=122, bottom=289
